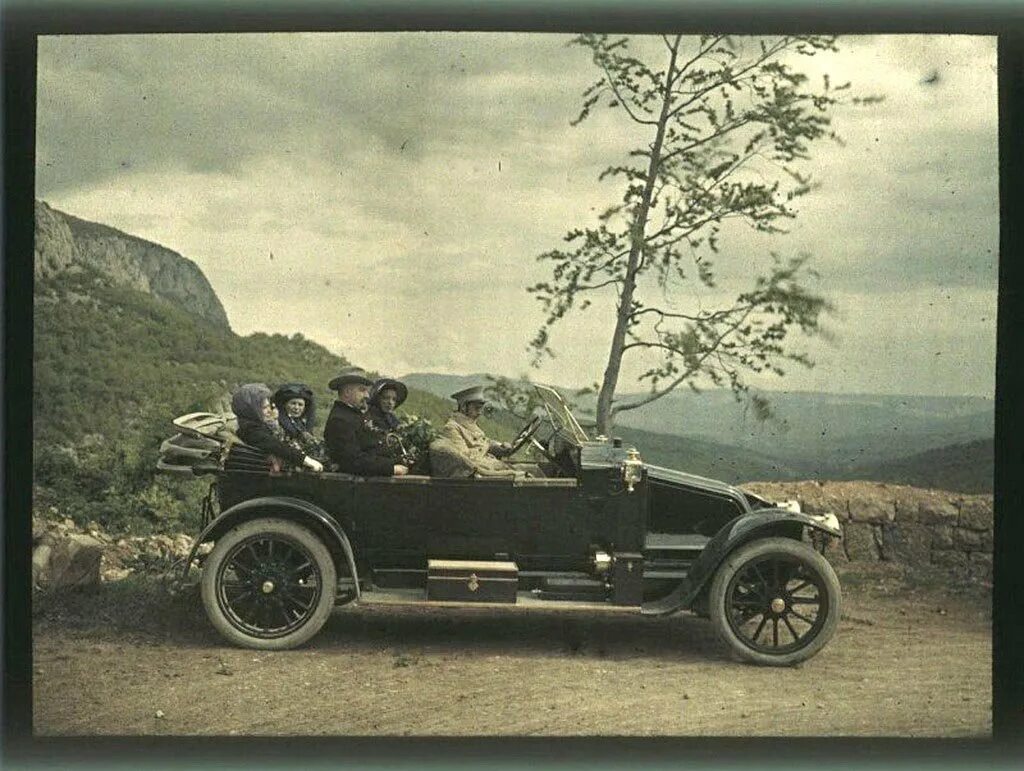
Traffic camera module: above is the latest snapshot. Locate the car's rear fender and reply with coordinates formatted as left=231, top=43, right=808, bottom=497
left=180, top=495, right=360, bottom=598
left=641, top=508, right=842, bottom=617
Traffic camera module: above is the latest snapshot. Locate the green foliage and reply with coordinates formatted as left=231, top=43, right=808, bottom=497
left=484, top=375, right=553, bottom=420
left=395, top=414, right=441, bottom=456
left=529, top=34, right=879, bottom=432
left=32, top=268, right=513, bottom=534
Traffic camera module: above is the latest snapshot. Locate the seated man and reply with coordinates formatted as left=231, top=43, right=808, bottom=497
left=430, top=386, right=539, bottom=478
left=324, top=367, right=408, bottom=477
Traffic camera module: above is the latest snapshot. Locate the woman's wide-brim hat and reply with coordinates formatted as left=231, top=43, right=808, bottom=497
left=273, top=382, right=314, bottom=407
left=451, top=385, right=489, bottom=407
left=328, top=367, right=374, bottom=391
left=372, top=378, right=409, bottom=407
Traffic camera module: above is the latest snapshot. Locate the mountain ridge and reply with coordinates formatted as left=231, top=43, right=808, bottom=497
left=401, top=370, right=994, bottom=486
left=34, top=199, right=230, bottom=329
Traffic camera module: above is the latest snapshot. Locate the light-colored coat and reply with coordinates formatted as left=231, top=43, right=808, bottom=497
left=430, top=412, right=516, bottom=478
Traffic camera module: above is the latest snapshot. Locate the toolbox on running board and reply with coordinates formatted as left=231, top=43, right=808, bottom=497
left=426, top=559, right=518, bottom=603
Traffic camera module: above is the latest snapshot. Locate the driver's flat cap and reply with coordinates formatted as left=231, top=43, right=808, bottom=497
left=451, top=385, right=489, bottom=406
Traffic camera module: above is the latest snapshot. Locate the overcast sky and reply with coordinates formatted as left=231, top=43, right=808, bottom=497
left=36, top=33, right=998, bottom=398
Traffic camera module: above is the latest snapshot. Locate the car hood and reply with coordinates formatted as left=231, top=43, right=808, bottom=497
left=645, top=464, right=771, bottom=511
left=645, top=463, right=739, bottom=492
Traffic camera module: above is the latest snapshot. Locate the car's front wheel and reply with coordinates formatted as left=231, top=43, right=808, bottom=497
left=708, top=537, right=841, bottom=666
left=200, top=518, right=337, bottom=650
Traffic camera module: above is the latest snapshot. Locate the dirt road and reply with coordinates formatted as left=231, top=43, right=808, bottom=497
left=32, top=566, right=991, bottom=737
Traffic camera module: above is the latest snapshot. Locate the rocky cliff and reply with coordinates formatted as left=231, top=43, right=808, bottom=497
left=34, top=200, right=230, bottom=329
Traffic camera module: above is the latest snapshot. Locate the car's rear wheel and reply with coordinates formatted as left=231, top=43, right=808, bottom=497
left=708, top=537, right=841, bottom=666
left=200, top=518, right=336, bottom=650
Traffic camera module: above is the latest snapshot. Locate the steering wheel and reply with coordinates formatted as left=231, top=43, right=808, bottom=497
left=505, top=415, right=543, bottom=456
left=530, top=435, right=561, bottom=463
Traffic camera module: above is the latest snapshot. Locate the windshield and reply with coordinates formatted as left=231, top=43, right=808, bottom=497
left=534, top=385, right=589, bottom=444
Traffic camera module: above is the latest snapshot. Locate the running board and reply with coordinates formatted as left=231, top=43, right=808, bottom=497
left=357, top=587, right=640, bottom=613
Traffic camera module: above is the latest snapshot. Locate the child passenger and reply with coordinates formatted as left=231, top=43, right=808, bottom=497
left=231, top=383, right=323, bottom=473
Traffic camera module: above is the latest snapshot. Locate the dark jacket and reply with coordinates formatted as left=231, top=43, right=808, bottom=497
left=237, top=419, right=307, bottom=468
left=324, top=400, right=395, bottom=476
left=366, top=403, right=400, bottom=433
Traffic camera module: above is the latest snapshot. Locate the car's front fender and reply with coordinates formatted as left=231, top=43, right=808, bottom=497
left=179, top=495, right=359, bottom=598
left=641, top=507, right=842, bottom=616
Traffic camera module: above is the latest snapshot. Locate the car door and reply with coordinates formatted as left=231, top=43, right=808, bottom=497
left=353, top=476, right=521, bottom=568
left=352, top=476, right=590, bottom=571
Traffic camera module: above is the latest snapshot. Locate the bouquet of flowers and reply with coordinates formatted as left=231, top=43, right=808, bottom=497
left=382, top=414, right=439, bottom=474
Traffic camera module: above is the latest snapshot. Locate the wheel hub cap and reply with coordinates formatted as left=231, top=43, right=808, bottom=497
left=261, top=580, right=275, bottom=594
left=770, top=597, right=786, bottom=614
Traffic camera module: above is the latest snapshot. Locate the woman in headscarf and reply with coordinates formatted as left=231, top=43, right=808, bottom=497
left=231, top=383, right=323, bottom=472
left=272, top=382, right=323, bottom=460
left=366, top=377, right=408, bottom=434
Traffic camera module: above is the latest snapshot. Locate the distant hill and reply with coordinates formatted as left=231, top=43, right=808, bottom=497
left=403, top=371, right=995, bottom=490
left=610, top=425, right=806, bottom=484
left=606, top=387, right=993, bottom=473
left=839, top=438, right=994, bottom=494
left=402, top=372, right=502, bottom=401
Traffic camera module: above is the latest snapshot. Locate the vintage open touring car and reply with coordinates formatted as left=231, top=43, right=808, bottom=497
left=158, top=385, right=843, bottom=666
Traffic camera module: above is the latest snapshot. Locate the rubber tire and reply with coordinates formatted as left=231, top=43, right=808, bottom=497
left=200, top=518, right=337, bottom=651
left=708, top=537, right=841, bottom=667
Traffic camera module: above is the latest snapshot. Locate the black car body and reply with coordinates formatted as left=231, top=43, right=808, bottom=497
left=161, top=386, right=844, bottom=665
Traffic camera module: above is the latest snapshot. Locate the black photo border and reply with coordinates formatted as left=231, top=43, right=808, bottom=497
left=4, top=1, right=1022, bottom=768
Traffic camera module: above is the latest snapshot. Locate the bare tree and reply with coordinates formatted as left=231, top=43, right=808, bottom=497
left=529, top=34, right=877, bottom=435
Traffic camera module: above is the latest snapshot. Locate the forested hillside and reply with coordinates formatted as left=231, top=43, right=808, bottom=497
left=840, top=438, right=994, bottom=494
left=32, top=268, right=511, bottom=533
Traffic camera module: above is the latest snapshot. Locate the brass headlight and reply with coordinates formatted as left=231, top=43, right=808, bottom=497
left=621, top=448, right=644, bottom=493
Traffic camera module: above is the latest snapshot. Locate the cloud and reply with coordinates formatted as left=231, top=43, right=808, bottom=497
left=36, top=33, right=999, bottom=397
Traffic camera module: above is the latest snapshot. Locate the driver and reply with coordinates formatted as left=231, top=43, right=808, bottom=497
left=430, top=386, right=541, bottom=478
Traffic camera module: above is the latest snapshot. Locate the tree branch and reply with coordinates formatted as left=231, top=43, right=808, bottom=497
left=630, top=305, right=755, bottom=324
left=665, top=37, right=793, bottom=122
left=660, top=115, right=755, bottom=164
left=613, top=306, right=755, bottom=414
left=576, top=277, right=623, bottom=292
left=671, top=35, right=725, bottom=84
left=599, top=61, right=660, bottom=126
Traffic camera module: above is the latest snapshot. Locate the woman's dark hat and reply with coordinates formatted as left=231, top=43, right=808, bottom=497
left=328, top=367, right=374, bottom=391
left=272, top=382, right=314, bottom=408
left=451, top=385, right=489, bottom=407
left=371, top=378, right=409, bottom=408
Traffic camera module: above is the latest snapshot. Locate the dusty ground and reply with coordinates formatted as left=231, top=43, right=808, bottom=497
left=32, top=564, right=991, bottom=737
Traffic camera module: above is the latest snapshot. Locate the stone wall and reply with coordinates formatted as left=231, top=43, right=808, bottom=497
left=741, top=481, right=993, bottom=583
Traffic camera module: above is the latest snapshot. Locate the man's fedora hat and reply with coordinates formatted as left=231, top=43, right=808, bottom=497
left=450, top=385, right=489, bottom=407
left=329, top=367, right=374, bottom=391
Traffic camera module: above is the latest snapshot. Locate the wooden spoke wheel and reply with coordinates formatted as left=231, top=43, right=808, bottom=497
left=201, top=518, right=336, bottom=650
left=709, top=537, right=841, bottom=666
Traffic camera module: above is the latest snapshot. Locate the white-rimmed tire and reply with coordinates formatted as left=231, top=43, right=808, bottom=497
left=709, top=537, right=841, bottom=666
left=200, top=518, right=336, bottom=650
